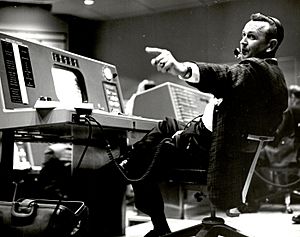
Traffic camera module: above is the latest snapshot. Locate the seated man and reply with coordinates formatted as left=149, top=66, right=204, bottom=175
left=239, top=85, right=300, bottom=213
left=259, top=85, right=300, bottom=167
left=117, top=13, right=288, bottom=237
left=38, top=143, right=72, bottom=199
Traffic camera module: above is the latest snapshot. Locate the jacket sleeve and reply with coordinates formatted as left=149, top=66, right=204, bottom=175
left=186, top=59, right=261, bottom=99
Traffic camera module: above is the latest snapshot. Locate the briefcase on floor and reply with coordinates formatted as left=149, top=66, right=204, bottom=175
left=0, top=199, right=88, bottom=237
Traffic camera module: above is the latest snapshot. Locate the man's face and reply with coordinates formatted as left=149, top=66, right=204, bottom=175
left=240, top=20, right=271, bottom=59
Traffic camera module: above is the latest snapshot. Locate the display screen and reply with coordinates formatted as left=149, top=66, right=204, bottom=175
left=51, top=66, right=87, bottom=107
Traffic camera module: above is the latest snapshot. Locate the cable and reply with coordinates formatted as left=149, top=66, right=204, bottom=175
left=73, top=116, right=93, bottom=174
left=48, top=115, right=93, bottom=232
left=183, top=114, right=203, bottom=130
left=254, top=169, right=300, bottom=188
left=86, top=115, right=169, bottom=183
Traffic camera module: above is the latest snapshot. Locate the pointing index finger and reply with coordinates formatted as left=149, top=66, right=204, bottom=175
left=145, top=47, right=165, bottom=55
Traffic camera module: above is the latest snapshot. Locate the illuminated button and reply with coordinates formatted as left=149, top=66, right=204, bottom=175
left=102, top=67, right=114, bottom=81
left=111, top=96, right=119, bottom=101
left=106, top=89, right=112, bottom=95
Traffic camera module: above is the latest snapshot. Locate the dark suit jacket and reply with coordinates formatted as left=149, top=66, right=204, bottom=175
left=271, top=105, right=300, bottom=145
left=188, top=57, right=288, bottom=209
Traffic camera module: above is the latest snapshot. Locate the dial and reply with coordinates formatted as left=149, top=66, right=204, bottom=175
left=102, top=66, right=114, bottom=81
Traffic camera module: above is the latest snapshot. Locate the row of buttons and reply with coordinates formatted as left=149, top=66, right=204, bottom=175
left=52, top=52, right=79, bottom=68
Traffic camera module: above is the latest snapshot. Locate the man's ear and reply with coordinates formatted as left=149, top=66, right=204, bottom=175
left=266, top=39, right=278, bottom=53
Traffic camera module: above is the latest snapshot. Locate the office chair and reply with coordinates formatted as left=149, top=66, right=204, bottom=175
left=162, top=134, right=274, bottom=237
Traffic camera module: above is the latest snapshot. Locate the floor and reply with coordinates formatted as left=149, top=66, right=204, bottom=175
left=125, top=201, right=300, bottom=237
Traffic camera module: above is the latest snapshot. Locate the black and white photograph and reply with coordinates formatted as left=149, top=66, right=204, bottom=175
left=0, top=0, right=299, bottom=236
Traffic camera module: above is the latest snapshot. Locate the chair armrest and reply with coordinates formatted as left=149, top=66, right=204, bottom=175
left=242, top=134, right=274, bottom=203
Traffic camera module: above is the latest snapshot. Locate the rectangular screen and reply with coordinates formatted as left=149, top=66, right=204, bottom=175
left=51, top=66, right=85, bottom=107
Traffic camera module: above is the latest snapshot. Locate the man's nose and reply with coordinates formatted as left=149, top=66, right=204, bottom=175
left=240, top=36, right=247, bottom=45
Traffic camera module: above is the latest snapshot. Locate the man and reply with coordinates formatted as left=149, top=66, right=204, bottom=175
left=38, top=143, right=72, bottom=199
left=241, top=85, right=300, bottom=213
left=274, top=85, right=300, bottom=149
left=125, top=79, right=156, bottom=115
left=120, top=13, right=288, bottom=237
left=259, top=85, right=300, bottom=167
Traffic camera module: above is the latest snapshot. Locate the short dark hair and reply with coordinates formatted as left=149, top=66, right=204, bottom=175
left=250, top=13, right=284, bottom=52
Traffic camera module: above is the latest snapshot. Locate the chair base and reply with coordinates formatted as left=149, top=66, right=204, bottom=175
left=162, top=216, right=249, bottom=237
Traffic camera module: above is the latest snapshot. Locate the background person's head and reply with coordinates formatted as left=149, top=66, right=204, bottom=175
left=240, top=13, right=284, bottom=59
left=288, top=85, right=300, bottom=106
